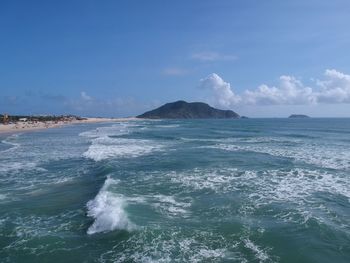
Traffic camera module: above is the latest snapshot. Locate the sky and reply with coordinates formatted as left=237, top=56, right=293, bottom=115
left=1, top=0, right=350, bottom=117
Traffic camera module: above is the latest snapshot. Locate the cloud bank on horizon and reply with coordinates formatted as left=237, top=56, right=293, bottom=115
left=3, top=69, right=350, bottom=117
left=199, top=69, right=350, bottom=108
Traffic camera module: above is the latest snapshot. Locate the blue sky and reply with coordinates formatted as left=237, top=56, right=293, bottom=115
left=1, top=0, right=350, bottom=117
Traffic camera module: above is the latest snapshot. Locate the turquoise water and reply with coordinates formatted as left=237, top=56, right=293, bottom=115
left=0, top=119, right=349, bottom=262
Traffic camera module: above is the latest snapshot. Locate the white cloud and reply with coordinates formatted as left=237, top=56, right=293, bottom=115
left=199, top=70, right=350, bottom=107
left=316, top=69, right=350, bottom=103
left=81, top=91, right=92, bottom=101
left=191, top=52, right=237, bottom=62
left=244, top=75, right=316, bottom=105
left=199, top=73, right=241, bottom=108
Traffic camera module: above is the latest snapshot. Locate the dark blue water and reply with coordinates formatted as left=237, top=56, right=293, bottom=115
left=0, top=119, right=349, bottom=262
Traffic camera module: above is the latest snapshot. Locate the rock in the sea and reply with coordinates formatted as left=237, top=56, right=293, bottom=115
left=137, top=100, right=240, bottom=119
left=288, top=114, right=310, bottom=118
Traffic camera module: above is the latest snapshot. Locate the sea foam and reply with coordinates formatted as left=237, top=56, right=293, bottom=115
left=81, top=123, right=162, bottom=161
left=83, top=136, right=160, bottom=161
left=0, top=162, right=45, bottom=173
left=86, top=177, right=135, bottom=234
left=79, top=124, right=130, bottom=138
left=1, top=136, right=21, bottom=153
left=206, top=140, right=350, bottom=170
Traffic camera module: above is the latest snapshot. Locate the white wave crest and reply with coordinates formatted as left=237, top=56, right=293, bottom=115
left=0, top=162, right=46, bottom=173
left=154, top=124, right=180, bottom=128
left=152, top=195, right=191, bottom=217
left=83, top=136, right=161, bottom=161
left=207, top=141, right=350, bottom=170
left=86, top=177, right=135, bottom=234
left=79, top=123, right=131, bottom=138
left=244, top=238, right=270, bottom=262
left=1, top=134, right=21, bottom=153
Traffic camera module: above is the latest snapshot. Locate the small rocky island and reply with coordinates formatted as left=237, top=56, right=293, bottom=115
left=288, top=114, right=310, bottom=118
left=137, top=100, right=240, bottom=119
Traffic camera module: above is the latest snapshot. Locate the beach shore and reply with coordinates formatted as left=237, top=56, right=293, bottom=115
left=0, top=117, right=139, bottom=134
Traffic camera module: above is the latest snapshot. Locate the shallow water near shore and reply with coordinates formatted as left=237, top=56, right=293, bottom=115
left=0, top=119, right=349, bottom=262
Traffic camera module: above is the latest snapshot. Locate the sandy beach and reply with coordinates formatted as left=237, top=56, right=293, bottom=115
left=0, top=117, right=139, bottom=134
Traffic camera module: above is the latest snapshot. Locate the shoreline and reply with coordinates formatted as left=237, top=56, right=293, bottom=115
left=0, top=117, right=140, bottom=134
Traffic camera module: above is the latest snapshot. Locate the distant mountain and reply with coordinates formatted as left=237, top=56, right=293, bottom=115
left=137, top=100, right=240, bottom=119
left=288, top=114, right=310, bottom=118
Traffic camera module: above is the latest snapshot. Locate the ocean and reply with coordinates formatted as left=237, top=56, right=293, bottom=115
left=0, top=119, right=349, bottom=262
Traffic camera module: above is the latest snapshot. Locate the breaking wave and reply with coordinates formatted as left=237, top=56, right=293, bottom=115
left=81, top=123, right=162, bottom=161
left=0, top=134, right=21, bottom=153
left=79, top=123, right=131, bottom=138
left=86, top=177, right=135, bottom=234
left=83, top=136, right=161, bottom=161
left=205, top=140, right=350, bottom=170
